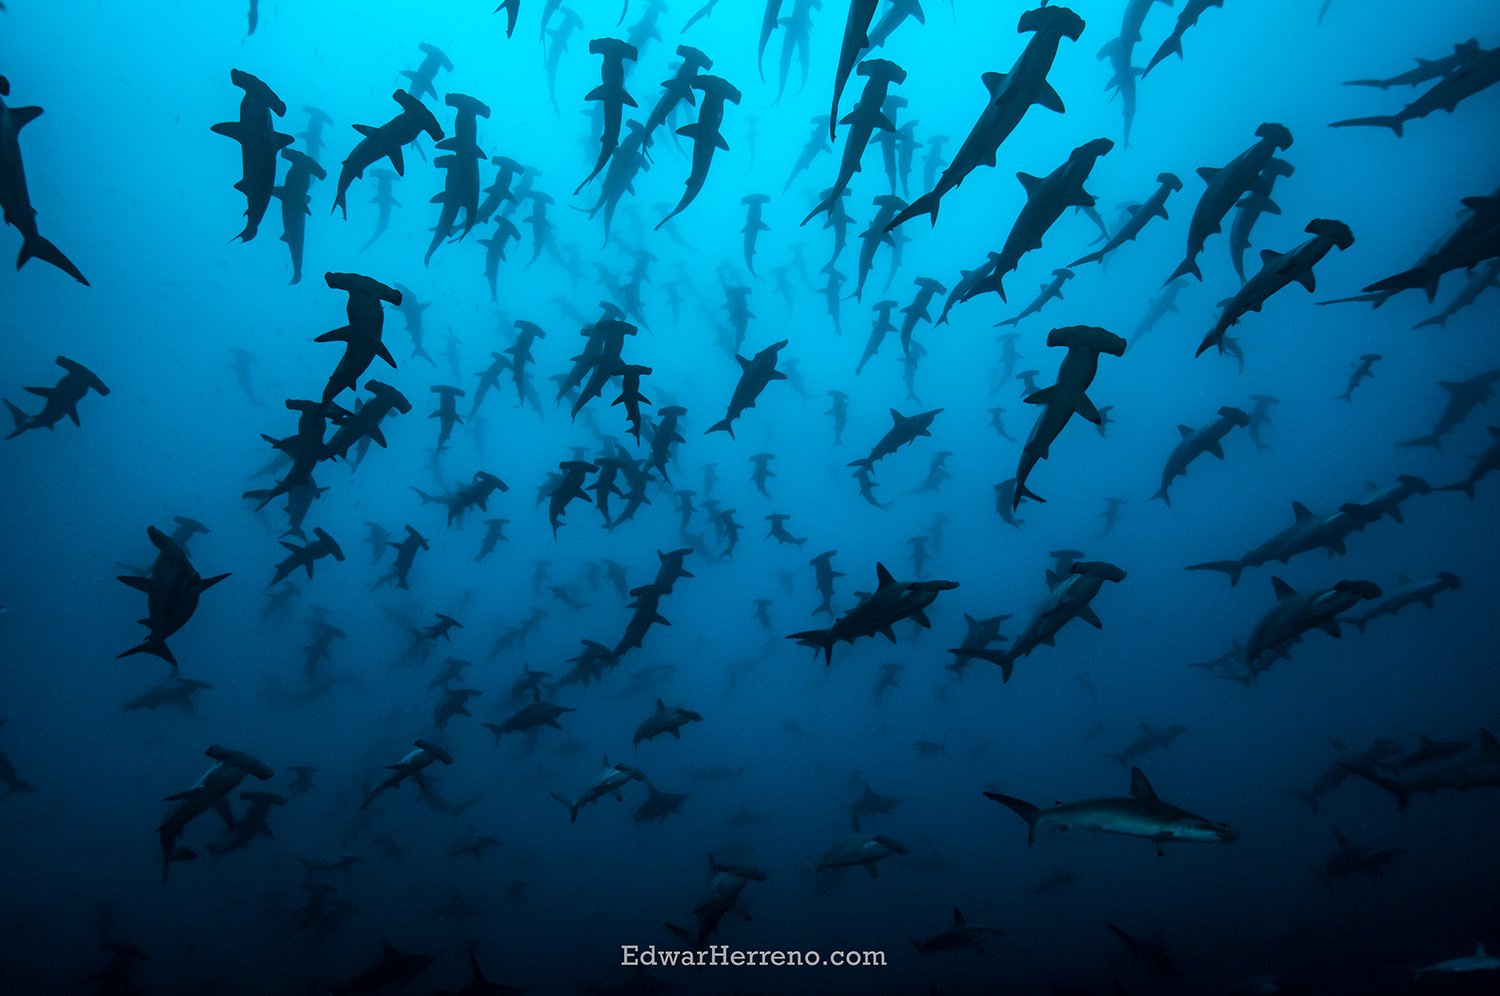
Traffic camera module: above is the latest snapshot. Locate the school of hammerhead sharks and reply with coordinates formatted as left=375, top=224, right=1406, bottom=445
left=2, top=0, right=1500, bottom=992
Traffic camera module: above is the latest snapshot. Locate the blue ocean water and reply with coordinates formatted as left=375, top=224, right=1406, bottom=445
left=2, top=0, right=1499, bottom=993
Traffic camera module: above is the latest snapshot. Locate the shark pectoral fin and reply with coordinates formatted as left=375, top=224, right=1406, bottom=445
left=865, top=863, right=879, bottom=878
left=1319, top=621, right=1342, bottom=638
left=213, top=797, right=235, bottom=826
left=1023, top=386, right=1055, bottom=406
left=376, top=342, right=397, bottom=368
left=210, top=121, right=243, bottom=141
left=1074, top=394, right=1102, bottom=424
left=1076, top=605, right=1103, bottom=629
left=1034, top=82, right=1065, bottom=114
left=1294, top=270, right=1316, bottom=292
left=1206, top=441, right=1225, bottom=459
left=11, top=105, right=44, bottom=130
left=1152, top=834, right=1171, bottom=858
left=389, top=145, right=406, bottom=175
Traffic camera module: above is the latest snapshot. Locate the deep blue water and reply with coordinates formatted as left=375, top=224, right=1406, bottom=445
left=2, top=1, right=1500, bottom=993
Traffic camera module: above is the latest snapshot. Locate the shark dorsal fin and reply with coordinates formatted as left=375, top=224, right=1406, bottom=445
left=1271, top=577, right=1296, bottom=600
left=1177, top=424, right=1194, bottom=438
left=1129, top=767, right=1158, bottom=800
left=952, top=907, right=965, bottom=926
left=875, top=563, right=896, bottom=588
left=1291, top=501, right=1315, bottom=520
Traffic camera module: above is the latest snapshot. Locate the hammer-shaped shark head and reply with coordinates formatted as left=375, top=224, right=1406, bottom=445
left=1255, top=121, right=1294, bottom=150
left=1047, top=325, right=1127, bottom=357
left=1018, top=4, right=1085, bottom=42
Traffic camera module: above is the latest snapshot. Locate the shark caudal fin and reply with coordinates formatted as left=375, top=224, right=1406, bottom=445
left=704, top=418, right=735, bottom=438
left=788, top=628, right=836, bottom=666
left=117, top=637, right=177, bottom=667
left=1395, top=433, right=1442, bottom=450
left=1341, top=764, right=1413, bottom=812
left=1164, top=256, right=1201, bottom=285
left=4, top=399, right=30, bottom=439
left=887, top=191, right=941, bottom=232
left=1013, top=478, right=1046, bottom=509
left=1329, top=115, right=1404, bottom=137
left=17, top=231, right=88, bottom=285
left=549, top=791, right=581, bottom=824
left=951, top=647, right=1014, bottom=683
left=982, top=791, right=1041, bottom=843
left=1435, top=479, right=1475, bottom=499
left=1185, top=560, right=1243, bottom=586
left=1070, top=246, right=1107, bottom=267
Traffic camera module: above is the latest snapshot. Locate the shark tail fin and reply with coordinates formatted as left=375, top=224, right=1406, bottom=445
left=4, top=399, right=29, bottom=438
left=704, top=418, right=735, bottom=438
left=549, top=791, right=580, bottom=824
left=1436, top=480, right=1475, bottom=499
left=1329, top=114, right=1404, bottom=137
left=1396, top=433, right=1442, bottom=450
left=17, top=231, right=88, bottom=285
left=787, top=628, right=836, bottom=666
left=117, top=638, right=177, bottom=667
left=982, top=791, right=1041, bottom=843
left=1165, top=256, right=1201, bottom=285
left=890, top=191, right=939, bottom=232
left=953, top=647, right=1013, bottom=683
left=1184, top=560, right=1243, bottom=586
left=1341, top=764, right=1412, bottom=812
left=1013, top=478, right=1045, bottom=509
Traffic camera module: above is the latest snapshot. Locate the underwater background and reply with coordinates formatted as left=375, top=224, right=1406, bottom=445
left=2, top=0, right=1500, bottom=993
